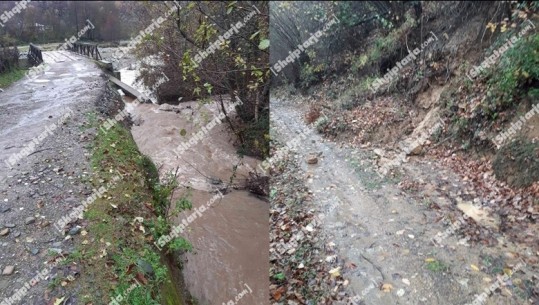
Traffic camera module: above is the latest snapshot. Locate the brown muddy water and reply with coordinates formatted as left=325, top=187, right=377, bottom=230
left=122, top=92, right=269, bottom=305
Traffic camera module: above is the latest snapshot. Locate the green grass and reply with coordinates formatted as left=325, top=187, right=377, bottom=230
left=425, top=260, right=449, bottom=273
left=91, top=123, right=140, bottom=171
left=64, top=108, right=188, bottom=305
left=0, top=67, right=27, bottom=88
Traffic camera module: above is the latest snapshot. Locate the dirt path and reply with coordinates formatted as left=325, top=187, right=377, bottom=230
left=271, top=98, right=536, bottom=305
left=0, top=51, right=106, bottom=305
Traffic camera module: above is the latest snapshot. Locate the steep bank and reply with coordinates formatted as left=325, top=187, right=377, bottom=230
left=271, top=2, right=538, bottom=304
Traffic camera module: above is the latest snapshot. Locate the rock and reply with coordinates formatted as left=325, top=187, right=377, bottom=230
left=29, top=248, right=39, bottom=255
left=0, top=228, right=9, bottom=236
left=68, top=226, right=81, bottom=236
left=137, top=259, right=155, bottom=277
left=0, top=206, right=10, bottom=213
left=158, top=104, right=174, bottom=112
left=306, top=155, right=318, bottom=164
left=4, top=223, right=15, bottom=228
left=2, top=266, right=14, bottom=275
left=49, top=248, right=62, bottom=254
left=132, top=117, right=144, bottom=126
left=373, top=149, right=385, bottom=157
left=25, top=217, right=36, bottom=225
left=207, top=177, right=222, bottom=185
left=408, top=144, right=423, bottom=155
left=13, top=232, right=20, bottom=238
left=52, top=242, right=62, bottom=248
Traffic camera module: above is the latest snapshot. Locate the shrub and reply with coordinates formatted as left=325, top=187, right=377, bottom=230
left=487, top=33, right=539, bottom=110
left=305, top=105, right=321, bottom=124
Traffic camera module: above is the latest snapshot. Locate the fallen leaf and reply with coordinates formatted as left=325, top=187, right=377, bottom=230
left=471, top=264, right=480, bottom=271
left=135, top=272, right=148, bottom=285
left=329, top=267, right=341, bottom=278
left=425, top=258, right=436, bottom=263
left=54, top=297, right=65, bottom=305
left=271, top=286, right=285, bottom=300
left=381, top=283, right=393, bottom=292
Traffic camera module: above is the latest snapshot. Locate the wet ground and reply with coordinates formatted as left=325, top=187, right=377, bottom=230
left=271, top=98, right=536, bottom=305
left=0, top=51, right=106, bottom=304
left=1, top=51, right=102, bottom=183
left=123, top=93, right=269, bottom=304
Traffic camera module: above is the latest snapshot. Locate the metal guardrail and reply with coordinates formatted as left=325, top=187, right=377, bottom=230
left=28, top=43, right=43, bottom=66
left=68, top=42, right=102, bottom=60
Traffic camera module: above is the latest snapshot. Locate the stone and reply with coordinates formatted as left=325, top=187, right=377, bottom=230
left=137, top=259, right=155, bottom=277
left=4, top=223, right=15, bottom=228
left=49, top=248, right=62, bottom=254
left=2, top=266, right=14, bottom=275
left=0, top=206, right=10, bottom=213
left=408, top=144, right=423, bottom=155
left=25, top=217, right=36, bottom=225
left=68, top=226, right=81, bottom=236
left=158, top=104, right=174, bottom=112
left=0, top=228, right=9, bottom=236
left=207, top=177, right=222, bottom=185
left=306, top=156, right=318, bottom=164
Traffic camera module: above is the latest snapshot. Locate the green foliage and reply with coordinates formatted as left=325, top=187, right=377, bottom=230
left=92, top=123, right=140, bottom=170
left=300, top=63, right=325, bottom=88
left=138, top=155, right=159, bottom=188
left=146, top=171, right=194, bottom=254
left=425, top=260, right=449, bottom=273
left=487, top=33, right=539, bottom=109
left=110, top=247, right=167, bottom=305
left=272, top=272, right=286, bottom=282
left=351, top=12, right=416, bottom=72
left=150, top=172, right=180, bottom=216
left=169, top=237, right=193, bottom=252
left=514, top=1, right=539, bottom=12
left=259, top=39, right=270, bottom=50
left=78, top=113, right=182, bottom=305
left=314, top=115, right=329, bottom=133
left=238, top=110, right=270, bottom=158
left=0, top=67, right=26, bottom=88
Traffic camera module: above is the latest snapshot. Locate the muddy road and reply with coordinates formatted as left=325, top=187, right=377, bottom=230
left=0, top=51, right=105, bottom=304
left=271, top=98, right=535, bottom=305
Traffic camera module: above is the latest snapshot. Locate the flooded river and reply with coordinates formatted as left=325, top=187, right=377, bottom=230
left=119, top=69, right=268, bottom=304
